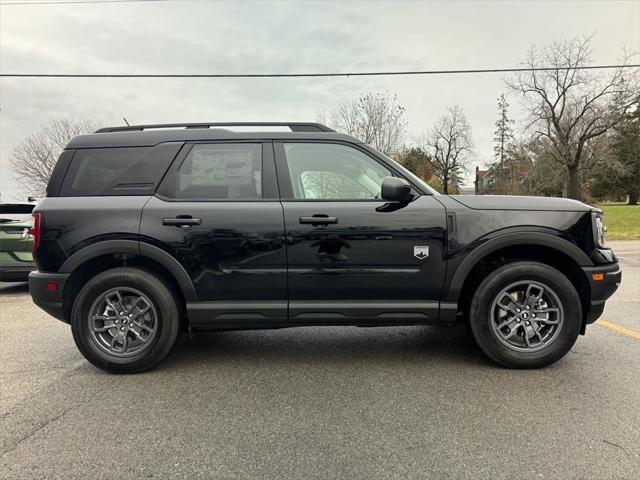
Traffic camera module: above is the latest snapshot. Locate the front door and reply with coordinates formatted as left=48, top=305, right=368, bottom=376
left=275, top=141, right=447, bottom=323
left=140, top=141, right=287, bottom=327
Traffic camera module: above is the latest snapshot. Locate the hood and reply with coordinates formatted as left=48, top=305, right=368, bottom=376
left=449, top=195, right=594, bottom=212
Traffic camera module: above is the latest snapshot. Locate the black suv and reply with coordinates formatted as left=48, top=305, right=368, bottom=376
left=28, top=122, right=621, bottom=373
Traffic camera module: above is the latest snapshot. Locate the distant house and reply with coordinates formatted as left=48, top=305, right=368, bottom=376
left=474, top=166, right=493, bottom=194
left=474, top=164, right=533, bottom=195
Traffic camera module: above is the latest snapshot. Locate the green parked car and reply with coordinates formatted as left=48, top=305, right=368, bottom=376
left=0, top=202, right=36, bottom=282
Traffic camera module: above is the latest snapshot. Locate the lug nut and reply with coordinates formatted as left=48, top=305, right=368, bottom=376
left=517, top=308, right=521, bottom=313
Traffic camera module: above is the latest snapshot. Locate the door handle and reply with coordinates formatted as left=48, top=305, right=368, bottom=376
left=162, top=216, right=202, bottom=227
left=299, top=215, right=338, bottom=226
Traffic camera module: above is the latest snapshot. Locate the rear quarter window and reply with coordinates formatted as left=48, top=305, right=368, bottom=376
left=0, top=204, right=34, bottom=214
left=59, top=143, right=183, bottom=196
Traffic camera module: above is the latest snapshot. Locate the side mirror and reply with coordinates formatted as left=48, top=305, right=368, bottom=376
left=381, top=176, right=412, bottom=202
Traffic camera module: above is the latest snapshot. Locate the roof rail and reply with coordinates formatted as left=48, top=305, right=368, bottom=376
left=95, top=122, right=335, bottom=134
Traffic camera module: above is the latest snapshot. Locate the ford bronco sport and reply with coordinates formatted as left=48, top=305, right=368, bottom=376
left=28, top=122, right=621, bottom=373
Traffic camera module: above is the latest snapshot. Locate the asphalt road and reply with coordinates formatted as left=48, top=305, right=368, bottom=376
left=1, top=242, right=638, bottom=479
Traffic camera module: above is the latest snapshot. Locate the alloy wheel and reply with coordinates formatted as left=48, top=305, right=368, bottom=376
left=88, top=287, right=158, bottom=357
left=490, top=280, right=564, bottom=352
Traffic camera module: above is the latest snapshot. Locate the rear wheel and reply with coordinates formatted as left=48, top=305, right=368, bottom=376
left=71, top=267, right=181, bottom=373
left=469, top=261, right=581, bottom=368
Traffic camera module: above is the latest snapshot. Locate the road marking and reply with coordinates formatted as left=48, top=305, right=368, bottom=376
left=596, top=319, right=640, bottom=339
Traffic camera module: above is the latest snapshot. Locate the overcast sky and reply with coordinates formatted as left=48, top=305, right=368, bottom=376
left=1, top=0, right=638, bottom=201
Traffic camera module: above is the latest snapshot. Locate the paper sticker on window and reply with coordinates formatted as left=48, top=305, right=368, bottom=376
left=191, top=149, right=254, bottom=186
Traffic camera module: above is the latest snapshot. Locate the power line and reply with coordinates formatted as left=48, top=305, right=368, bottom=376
left=0, top=64, right=637, bottom=79
left=0, top=0, right=180, bottom=5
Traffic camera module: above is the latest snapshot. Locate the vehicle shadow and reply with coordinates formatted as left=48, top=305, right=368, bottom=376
left=162, top=324, right=491, bottom=370
left=0, top=282, right=29, bottom=294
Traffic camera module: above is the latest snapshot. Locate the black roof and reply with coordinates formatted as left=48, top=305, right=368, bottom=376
left=66, top=122, right=361, bottom=149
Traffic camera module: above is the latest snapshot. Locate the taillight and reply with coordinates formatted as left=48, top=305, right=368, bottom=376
left=28, top=212, right=41, bottom=252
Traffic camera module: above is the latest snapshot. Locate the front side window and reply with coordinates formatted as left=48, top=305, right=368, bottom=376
left=283, top=143, right=391, bottom=200
left=173, top=144, right=262, bottom=200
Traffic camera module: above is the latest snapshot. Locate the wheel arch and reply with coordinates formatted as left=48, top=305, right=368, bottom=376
left=446, top=233, right=592, bottom=329
left=60, top=240, right=198, bottom=321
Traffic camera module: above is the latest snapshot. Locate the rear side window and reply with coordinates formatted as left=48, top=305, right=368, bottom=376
left=59, top=143, right=182, bottom=196
left=0, top=204, right=34, bottom=214
left=159, top=143, right=262, bottom=200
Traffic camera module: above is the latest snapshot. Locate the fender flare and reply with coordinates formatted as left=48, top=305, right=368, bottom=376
left=445, top=232, right=593, bottom=304
left=60, top=239, right=198, bottom=302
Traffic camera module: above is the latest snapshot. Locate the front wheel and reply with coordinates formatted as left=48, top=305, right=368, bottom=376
left=71, top=267, right=181, bottom=373
left=469, top=261, right=582, bottom=368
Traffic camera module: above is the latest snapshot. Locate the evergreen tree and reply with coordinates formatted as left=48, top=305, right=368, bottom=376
left=491, top=94, right=514, bottom=192
left=493, top=94, right=514, bottom=167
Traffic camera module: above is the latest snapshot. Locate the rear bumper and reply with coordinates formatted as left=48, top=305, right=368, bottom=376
left=0, top=261, right=36, bottom=282
left=28, top=271, right=70, bottom=323
left=582, top=262, right=622, bottom=325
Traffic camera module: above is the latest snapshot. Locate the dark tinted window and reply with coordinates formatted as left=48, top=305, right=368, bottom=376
left=162, top=144, right=262, bottom=200
left=46, top=150, right=75, bottom=197
left=0, top=204, right=35, bottom=214
left=59, top=143, right=182, bottom=196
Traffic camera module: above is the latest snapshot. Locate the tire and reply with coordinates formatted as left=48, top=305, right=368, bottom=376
left=71, top=267, right=181, bottom=373
left=469, top=261, right=581, bottom=368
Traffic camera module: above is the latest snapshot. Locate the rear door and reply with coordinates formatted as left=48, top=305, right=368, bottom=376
left=275, top=141, right=447, bottom=323
left=140, top=141, right=287, bottom=327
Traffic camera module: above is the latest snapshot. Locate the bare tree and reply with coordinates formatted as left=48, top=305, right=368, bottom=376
left=590, top=94, right=640, bottom=204
left=320, top=92, right=407, bottom=156
left=508, top=36, right=638, bottom=200
left=421, top=105, right=474, bottom=194
left=11, top=119, right=101, bottom=196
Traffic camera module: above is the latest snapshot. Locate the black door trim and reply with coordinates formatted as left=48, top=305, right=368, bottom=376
left=187, top=301, right=288, bottom=328
left=186, top=300, right=445, bottom=329
left=289, top=301, right=440, bottom=323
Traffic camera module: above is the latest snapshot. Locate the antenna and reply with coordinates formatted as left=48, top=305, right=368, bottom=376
left=123, top=117, right=130, bottom=126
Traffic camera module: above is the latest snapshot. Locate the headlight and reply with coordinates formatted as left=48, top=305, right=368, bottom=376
left=592, top=212, right=607, bottom=248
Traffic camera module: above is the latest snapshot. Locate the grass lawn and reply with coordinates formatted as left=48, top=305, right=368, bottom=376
left=595, top=203, right=640, bottom=240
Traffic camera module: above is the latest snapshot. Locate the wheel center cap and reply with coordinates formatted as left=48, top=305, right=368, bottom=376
left=521, top=312, right=529, bottom=320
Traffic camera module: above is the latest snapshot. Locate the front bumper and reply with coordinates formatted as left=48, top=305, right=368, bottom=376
left=28, top=271, right=70, bottom=323
left=582, top=262, right=622, bottom=325
left=0, top=261, right=36, bottom=282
